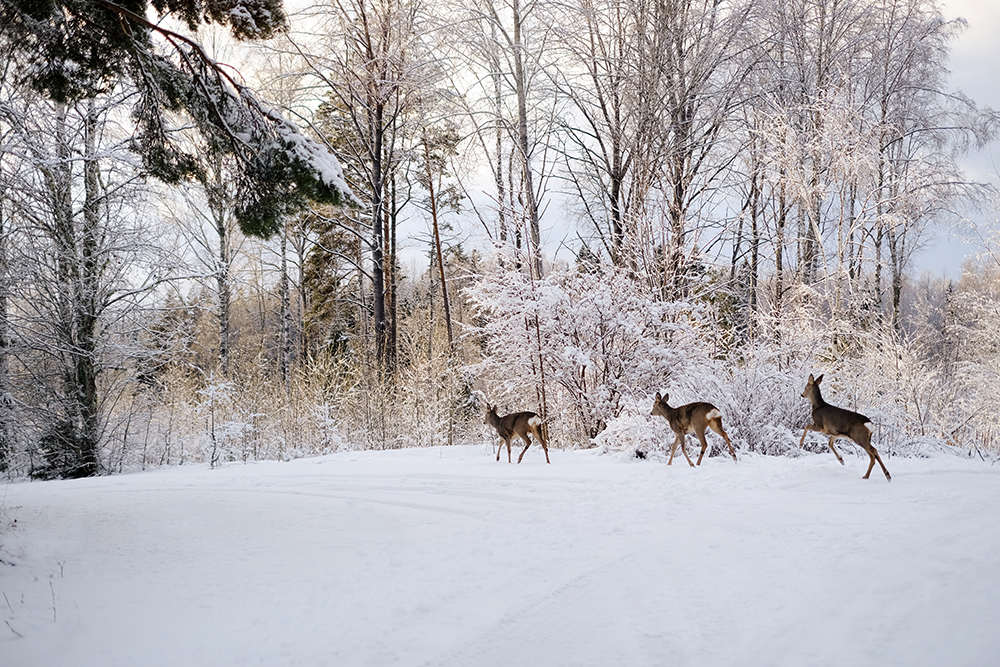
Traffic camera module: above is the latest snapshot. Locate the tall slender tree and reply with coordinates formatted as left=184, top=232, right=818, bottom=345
left=548, top=0, right=669, bottom=264
left=454, top=0, right=556, bottom=277
left=289, top=0, right=422, bottom=375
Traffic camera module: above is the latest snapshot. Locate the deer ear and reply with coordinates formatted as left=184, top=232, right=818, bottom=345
left=815, top=374, right=823, bottom=384
left=807, top=374, right=814, bottom=382
left=654, top=392, right=661, bottom=401
left=663, top=393, right=669, bottom=402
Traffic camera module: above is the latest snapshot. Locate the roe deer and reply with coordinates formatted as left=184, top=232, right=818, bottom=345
left=799, top=374, right=891, bottom=481
left=650, top=393, right=737, bottom=466
left=484, top=403, right=550, bottom=464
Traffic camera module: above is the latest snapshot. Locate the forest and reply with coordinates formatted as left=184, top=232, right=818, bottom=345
left=1, top=0, right=999, bottom=479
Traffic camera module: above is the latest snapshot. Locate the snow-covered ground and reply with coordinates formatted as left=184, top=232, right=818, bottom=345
left=2, top=444, right=998, bottom=667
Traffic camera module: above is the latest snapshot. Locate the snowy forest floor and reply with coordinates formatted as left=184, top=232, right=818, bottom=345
left=2, top=444, right=999, bottom=667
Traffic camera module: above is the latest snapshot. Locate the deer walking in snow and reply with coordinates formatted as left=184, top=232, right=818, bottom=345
left=650, top=393, right=737, bottom=466
left=484, top=403, right=550, bottom=464
left=799, top=374, right=891, bottom=481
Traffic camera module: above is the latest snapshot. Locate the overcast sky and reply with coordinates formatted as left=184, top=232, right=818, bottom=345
left=944, top=0, right=1000, bottom=118
left=944, top=0, right=1000, bottom=184
left=914, top=0, right=1000, bottom=277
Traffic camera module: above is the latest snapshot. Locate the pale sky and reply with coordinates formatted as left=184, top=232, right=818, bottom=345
left=944, top=0, right=1000, bottom=122
left=915, top=0, right=1000, bottom=277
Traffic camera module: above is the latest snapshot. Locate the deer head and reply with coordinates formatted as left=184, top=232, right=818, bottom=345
left=802, top=374, right=824, bottom=405
left=651, top=392, right=670, bottom=418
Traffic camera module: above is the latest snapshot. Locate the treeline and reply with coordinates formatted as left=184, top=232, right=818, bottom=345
left=0, top=0, right=998, bottom=478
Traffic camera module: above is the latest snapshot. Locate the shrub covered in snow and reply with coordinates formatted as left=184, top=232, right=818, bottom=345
left=467, top=262, right=714, bottom=443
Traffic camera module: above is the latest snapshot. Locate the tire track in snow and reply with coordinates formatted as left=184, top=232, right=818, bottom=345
left=86, top=476, right=539, bottom=520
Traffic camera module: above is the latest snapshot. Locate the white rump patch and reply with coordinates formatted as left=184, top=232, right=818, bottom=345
left=706, top=409, right=722, bottom=421
left=864, top=422, right=874, bottom=434
left=529, top=416, right=542, bottom=428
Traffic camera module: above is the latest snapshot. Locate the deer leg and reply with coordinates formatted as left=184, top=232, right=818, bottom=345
left=500, top=438, right=512, bottom=463
left=859, top=430, right=891, bottom=481
left=676, top=432, right=695, bottom=467
left=798, top=425, right=814, bottom=448
left=667, top=433, right=693, bottom=466
left=533, top=425, right=551, bottom=464
left=874, top=449, right=891, bottom=481
left=861, top=445, right=891, bottom=481
left=516, top=433, right=532, bottom=463
left=709, top=418, right=737, bottom=462
left=694, top=428, right=710, bottom=466
left=827, top=436, right=845, bottom=465
left=863, top=452, right=875, bottom=479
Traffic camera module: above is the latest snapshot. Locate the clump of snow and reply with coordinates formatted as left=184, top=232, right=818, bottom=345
left=270, top=114, right=354, bottom=201
left=593, top=398, right=670, bottom=458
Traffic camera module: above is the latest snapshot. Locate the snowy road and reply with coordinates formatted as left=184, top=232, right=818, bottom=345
left=2, top=445, right=999, bottom=666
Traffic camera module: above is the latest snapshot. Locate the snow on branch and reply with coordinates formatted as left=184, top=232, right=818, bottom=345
left=466, top=261, right=710, bottom=443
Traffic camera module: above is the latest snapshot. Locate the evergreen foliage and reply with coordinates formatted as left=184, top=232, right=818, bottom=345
left=1, top=0, right=349, bottom=237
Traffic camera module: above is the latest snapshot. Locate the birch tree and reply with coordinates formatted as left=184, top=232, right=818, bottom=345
left=739, top=0, right=995, bottom=333
left=863, top=0, right=994, bottom=327
left=654, top=0, right=756, bottom=297
left=547, top=0, right=669, bottom=264
left=452, top=0, right=557, bottom=277
left=1, top=91, right=158, bottom=477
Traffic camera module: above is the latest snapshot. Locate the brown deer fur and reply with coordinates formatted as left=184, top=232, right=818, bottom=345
left=650, top=393, right=737, bottom=466
left=799, top=374, right=891, bottom=481
left=484, top=404, right=550, bottom=464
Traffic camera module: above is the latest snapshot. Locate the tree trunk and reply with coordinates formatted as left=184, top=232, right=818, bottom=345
left=423, top=133, right=455, bottom=351
left=888, top=222, right=904, bottom=331
left=75, top=99, right=102, bottom=476
left=775, top=177, right=787, bottom=328
left=0, top=176, right=11, bottom=470
left=370, top=102, right=389, bottom=374
left=215, top=197, right=232, bottom=378
left=279, top=219, right=292, bottom=393
left=512, top=0, right=543, bottom=280
left=492, top=23, right=508, bottom=243
left=52, top=105, right=89, bottom=476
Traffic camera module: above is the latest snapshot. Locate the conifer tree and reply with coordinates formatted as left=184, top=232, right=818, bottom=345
left=1, top=0, right=350, bottom=237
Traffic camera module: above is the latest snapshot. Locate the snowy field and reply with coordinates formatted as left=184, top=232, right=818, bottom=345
left=2, top=444, right=999, bottom=667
